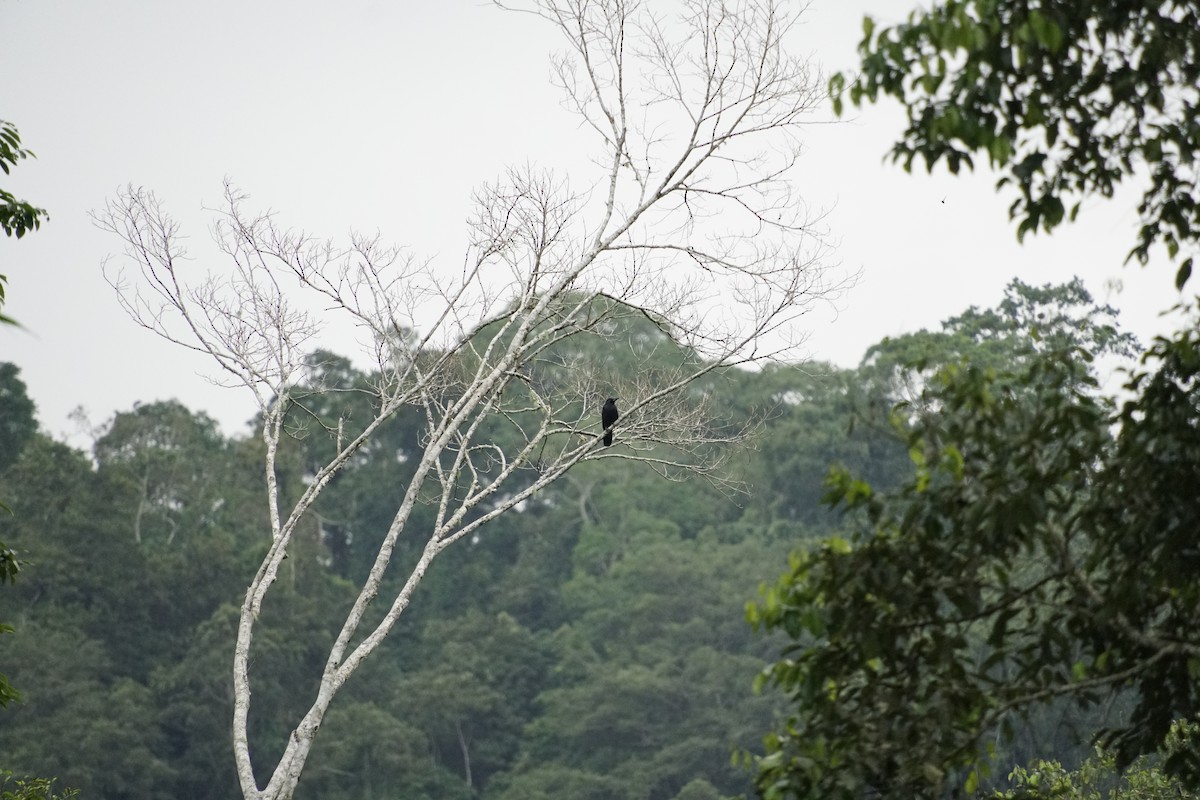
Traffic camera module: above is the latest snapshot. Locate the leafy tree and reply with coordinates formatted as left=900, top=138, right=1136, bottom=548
left=273, top=350, right=433, bottom=583
left=673, top=779, right=721, bottom=800
left=387, top=611, right=552, bottom=794
left=749, top=278, right=1130, bottom=534
left=0, top=551, right=19, bottom=709
left=831, top=1, right=1200, bottom=287
left=489, top=762, right=640, bottom=800
left=1, top=431, right=184, bottom=680
left=990, top=720, right=1200, bottom=800
left=0, top=374, right=79, bottom=800
left=0, top=120, right=47, bottom=240
left=741, top=361, right=910, bottom=533
left=859, top=277, right=1137, bottom=401
left=299, top=701, right=471, bottom=800
left=0, top=364, right=38, bottom=706
left=94, top=400, right=232, bottom=547
left=0, top=771, right=77, bottom=800
left=750, top=308, right=1200, bottom=799
left=0, top=624, right=173, bottom=799
left=148, top=604, right=243, bottom=800
left=0, top=127, right=48, bottom=741
left=0, top=344, right=853, bottom=799
left=0, top=364, right=36, bottom=473
left=499, top=502, right=786, bottom=800
left=0, top=364, right=47, bottom=733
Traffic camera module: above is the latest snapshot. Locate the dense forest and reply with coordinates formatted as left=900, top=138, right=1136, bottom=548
left=6, top=0, right=1200, bottom=795
left=0, top=279, right=1154, bottom=800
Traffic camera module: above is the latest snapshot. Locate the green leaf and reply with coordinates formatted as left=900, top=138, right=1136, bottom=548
left=862, top=15, right=875, bottom=42
left=828, top=72, right=845, bottom=96
left=1176, top=258, right=1193, bottom=291
left=988, top=134, right=1012, bottom=166
left=1027, top=10, right=1064, bottom=53
left=827, top=536, right=852, bottom=555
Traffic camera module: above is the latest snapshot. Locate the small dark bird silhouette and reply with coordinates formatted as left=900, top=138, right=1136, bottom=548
left=601, top=397, right=619, bottom=447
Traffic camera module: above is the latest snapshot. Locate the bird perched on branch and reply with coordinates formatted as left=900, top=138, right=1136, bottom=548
left=601, top=397, right=619, bottom=447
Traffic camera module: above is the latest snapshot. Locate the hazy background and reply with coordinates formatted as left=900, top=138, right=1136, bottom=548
left=2, top=0, right=1183, bottom=443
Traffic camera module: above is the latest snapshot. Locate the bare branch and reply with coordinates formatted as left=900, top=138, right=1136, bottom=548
left=97, top=2, right=845, bottom=798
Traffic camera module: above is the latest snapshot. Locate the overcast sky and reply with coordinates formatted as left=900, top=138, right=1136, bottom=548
left=2, top=0, right=1184, bottom=445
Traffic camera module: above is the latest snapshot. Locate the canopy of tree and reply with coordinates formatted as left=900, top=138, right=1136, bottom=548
left=742, top=5, right=1200, bottom=796
left=6, top=279, right=1191, bottom=800
left=752, top=287, right=1200, bottom=798
left=0, top=302, right=857, bottom=799
left=0, top=120, right=47, bottom=240
left=831, top=0, right=1200, bottom=288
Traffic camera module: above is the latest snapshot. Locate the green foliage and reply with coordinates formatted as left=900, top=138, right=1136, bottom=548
left=273, top=350, right=432, bottom=583
left=0, top=609, right=17, bottom=710
left=0, top=340, right=800, bottom=799
left=0, top=364, right=38, bottom=708
left=0, top=624, right=173, bottom=798
left=0, top=771, right=77, bottom=800
left=863, top=277, right=1137, bottom=381
left=833, top=1, right=1200, bottom=284
left=745, top=278, right=1129, bottom=537
left=0, top=377, right=64, bottom=800
left=0, top=364, right=37, bottom=474
left=94, top=400, right=235, bottom=548
left=386, top=610, right=552, bottom=793
left=673, top=778, right=722, bottom=800
left=497, top=511, right=786, bottom=800
left=742, top=362, right=907, bottom=532
left=300, top=701, right=473, bottom=800
left=991, top=721, right=1200, bottom=800
left=7, top=277, right=1166, bottom=800
left=0, top=546, right=16, bottom=586
left=751, top=305, right=1200, bottom=799
left=0, top=120, right=48, bottom=239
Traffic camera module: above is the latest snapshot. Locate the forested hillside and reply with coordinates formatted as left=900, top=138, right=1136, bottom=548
left=0, top=280, right=1143, bottom=799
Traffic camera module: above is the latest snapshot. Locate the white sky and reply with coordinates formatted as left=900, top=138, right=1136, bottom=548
left=1, top=0, right=1184, bottom=444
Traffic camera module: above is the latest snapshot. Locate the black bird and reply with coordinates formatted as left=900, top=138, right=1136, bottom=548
left=601, top=397, right=619, bottom=447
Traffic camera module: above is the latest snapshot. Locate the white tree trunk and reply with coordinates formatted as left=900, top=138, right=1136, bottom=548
left=96, top=1, right=846, bottom=797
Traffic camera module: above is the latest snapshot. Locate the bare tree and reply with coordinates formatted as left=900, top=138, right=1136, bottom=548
left=95, top=1, right=840, bottom=798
